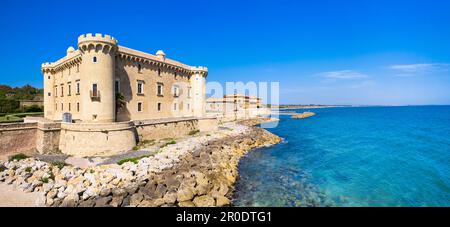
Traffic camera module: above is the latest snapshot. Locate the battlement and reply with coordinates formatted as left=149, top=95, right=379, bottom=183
left=78, top=33, right=118, bottom=46
left=41, top=62, right=54, bottom=71
left=41, top=62, right=52, bottom=67
left=191, top=66, right=209, bottom=73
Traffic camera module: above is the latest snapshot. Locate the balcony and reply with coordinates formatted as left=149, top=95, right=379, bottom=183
left=90, top=90, right=101, bottom=101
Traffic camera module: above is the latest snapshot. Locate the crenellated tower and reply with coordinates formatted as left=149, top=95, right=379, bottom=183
left=77, top=33, right=118, bottom=122
left=190, top=66, right=208, bottom=117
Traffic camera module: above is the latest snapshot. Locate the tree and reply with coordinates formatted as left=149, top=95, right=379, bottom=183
left=115, top=93, right=126, bottom=121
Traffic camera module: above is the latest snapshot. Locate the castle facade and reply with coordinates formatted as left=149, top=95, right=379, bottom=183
left=41, top=33, right=207, bottom=123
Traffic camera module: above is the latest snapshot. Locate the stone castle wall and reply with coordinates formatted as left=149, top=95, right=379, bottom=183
left=59, top=121, right=137, bottom=157
left=0, top=117, right=218, bottom=157
left=0, top=123, right=38, bottom=156
left=135, top=118, right=198, bottom=141
left=36, top=122, right=61, bottom=154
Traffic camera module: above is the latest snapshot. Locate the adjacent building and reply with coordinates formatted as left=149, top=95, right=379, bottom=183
left=41, top=33, right=207, bottom=123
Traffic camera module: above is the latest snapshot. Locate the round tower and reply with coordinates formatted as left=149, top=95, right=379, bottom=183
left=42, top=63, right=54, bottom=120
left=190, top=66, right=208, bottom=117
left=78, top=33, right=118, bottom=122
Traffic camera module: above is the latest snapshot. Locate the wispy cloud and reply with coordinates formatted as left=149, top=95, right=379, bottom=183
left=390, top=63, right=450, bottom=73
left=317, top=70, right=369, bottom=80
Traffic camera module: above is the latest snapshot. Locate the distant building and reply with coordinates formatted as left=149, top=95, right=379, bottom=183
left=206, top=94, right=265, bottom=120
left=41, top=33, right=208, bottom=123
left=19, top=96, right=44, bottom=109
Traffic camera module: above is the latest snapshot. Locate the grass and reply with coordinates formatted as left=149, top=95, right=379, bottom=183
left=8, top=153, right=29, bottom=162
left=188, top=129, right=200, bottom=136
left=0, top=112, right=44, bottom=123
left=51, top=161, right=67, bottom=169
left=160, top=139, right=177, bottom=148
left=117, top=155, right=151, bottom=165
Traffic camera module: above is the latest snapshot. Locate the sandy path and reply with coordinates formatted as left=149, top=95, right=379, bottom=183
left=0, top=184, right=45, bottom=207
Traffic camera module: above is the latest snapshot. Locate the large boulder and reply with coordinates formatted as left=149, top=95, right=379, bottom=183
left=193, top=195, right=215, bottom=207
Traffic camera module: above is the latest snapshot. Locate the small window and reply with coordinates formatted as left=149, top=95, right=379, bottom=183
left=48, top=92, right=51, bottom=97
left=68, top=84, right=71, bottom=96
left=138, top=64, right=142, bottom=73
left=93, top=56, right=97, bottom=63
left=61, top=85, right=64, bottom=97
left=174, top=72, right=177, bottom=80
left=55, top=102, right=58, bottom=111
left=157, top=68, right=161, bottom=76
left=157, top=103, right=162, bottom=112
left=187, top=103, right=190, bottom=110
left=77, top=102, right=80, bottom=112
left=187, top=87, right=191, bottom=98
left=157, top=83, right=163, bottom=96
left=138, top=102, right=143, bottom=112
left=61, top=103, right=64, bottom=111
left=173, top=103, right=178, bottom=111
left=76, top=82, right=80, bottom=95
left=48, top=75, right=50, bottom=80
left=137, top=81, right=144, bottom=95
left=92, top=84, right=98, bottom=97
left=69, top=103, right=71, bottom=111
left=172, top=85, right=180, bottom=97
left=76, top=65, right=80, bottom=72
left=115, top=80, right=120, bottom=94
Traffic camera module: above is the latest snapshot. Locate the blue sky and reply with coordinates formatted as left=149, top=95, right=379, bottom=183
left=1, top=0, right=450, bottom=105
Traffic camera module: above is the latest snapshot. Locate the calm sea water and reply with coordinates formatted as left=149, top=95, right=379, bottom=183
left=233, top=106, right=450, bottom=207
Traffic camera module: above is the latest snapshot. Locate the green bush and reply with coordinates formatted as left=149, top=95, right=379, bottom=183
left=25, top=167, right=32, bottom=173
left=188, top=130, right=200, bottom=136
left=160, top=139, right=177, bottom=148
left=51, top=161, right=67, bottom=169
left=8, top=153, right=29, bottom=161
left=24, top=105, right=43, bottom=113
left=117, top=155, right=150, bottom=165
left=41, top=177, right=49, bottom=183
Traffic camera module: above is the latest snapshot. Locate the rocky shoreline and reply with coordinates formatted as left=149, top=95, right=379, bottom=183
left=0, top=120, right=281, bottom=207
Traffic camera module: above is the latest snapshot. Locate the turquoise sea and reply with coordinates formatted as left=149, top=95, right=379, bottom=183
left=233, top=106, right=450, bottom=207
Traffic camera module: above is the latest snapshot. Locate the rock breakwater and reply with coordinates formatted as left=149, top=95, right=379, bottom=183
left=292, top=112, right=316, bottom=119
left=0, top=121, right=281, bottom=207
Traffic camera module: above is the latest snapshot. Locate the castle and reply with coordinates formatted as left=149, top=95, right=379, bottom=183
left=0, top=33, right=269, bottom=158
left=41, top=33, right=207, bottom=123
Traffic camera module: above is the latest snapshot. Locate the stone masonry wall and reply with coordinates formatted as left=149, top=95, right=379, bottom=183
left=0, top=123, right=38, bottom=155
left=135, top=118, right=198, bottom=141
left=36, top=122, right=61, bottom=154
left=1, top=117, right=218, bottom=157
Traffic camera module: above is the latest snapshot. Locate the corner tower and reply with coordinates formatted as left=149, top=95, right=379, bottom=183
left=78, top=33, right=118, bottom=122
left=42, top=63, right=54, bottom=119
left=190, top=66, right=208, bottom=117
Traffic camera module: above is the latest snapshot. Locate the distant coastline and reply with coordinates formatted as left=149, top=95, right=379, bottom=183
left=273, top=105, right=349, bottom=110
left=273, top=104, right=450, bottom=110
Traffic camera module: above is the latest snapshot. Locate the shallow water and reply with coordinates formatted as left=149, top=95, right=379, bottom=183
left=233, top=106, right=450, bottom=207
